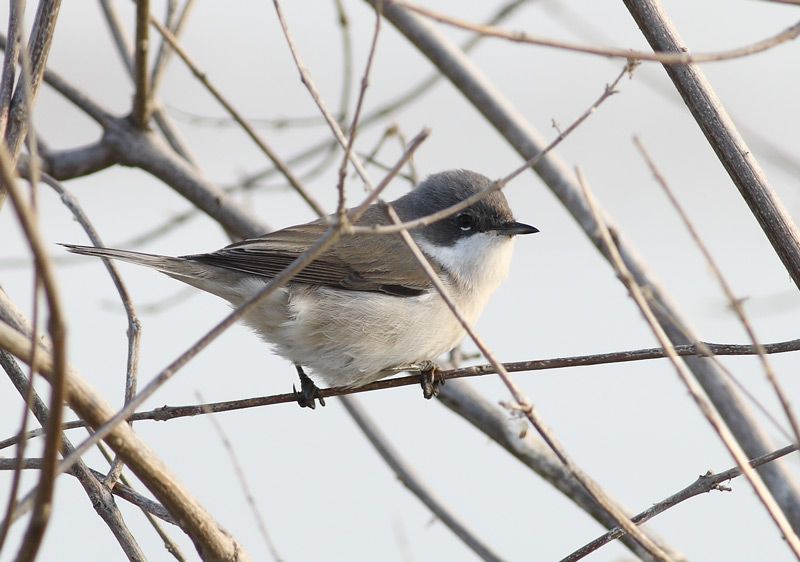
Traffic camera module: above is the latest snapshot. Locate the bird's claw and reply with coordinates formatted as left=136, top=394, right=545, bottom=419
left=418, top=361, right=444, bottom=399
left=294, top=367, right=325, bottom=409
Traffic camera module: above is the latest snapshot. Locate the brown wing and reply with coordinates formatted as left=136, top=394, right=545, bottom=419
left=186, top=208, right=437, bottom=296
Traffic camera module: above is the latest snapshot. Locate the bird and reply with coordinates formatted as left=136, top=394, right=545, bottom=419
left=64, top=169, right=538, bottom=408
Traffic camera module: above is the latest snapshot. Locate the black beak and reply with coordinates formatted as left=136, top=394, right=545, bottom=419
left=497, top=221, right=539, bottom=236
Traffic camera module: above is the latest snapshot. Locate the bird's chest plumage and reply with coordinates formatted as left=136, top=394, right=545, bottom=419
left=236, top=234, right=515, bottom=388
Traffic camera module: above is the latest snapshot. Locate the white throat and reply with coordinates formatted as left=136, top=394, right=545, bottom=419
left=418, top=232, right=515, bottom=314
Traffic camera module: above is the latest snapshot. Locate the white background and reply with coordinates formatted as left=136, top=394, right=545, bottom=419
left=1, top=1, right=799, bottom=560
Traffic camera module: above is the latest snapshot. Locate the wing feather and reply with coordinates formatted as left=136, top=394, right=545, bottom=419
left=186, top=209, right=437, bottom=296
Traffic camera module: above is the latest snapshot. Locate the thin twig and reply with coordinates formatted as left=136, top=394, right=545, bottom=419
left=43, top=128, right=428, bottom=485
left=373, top=0, right=800, bottom=531
left=634, top=137, right=800, bottom=447
left=0, top=456, right=177, bottom=527
left=149, top=0, right=195, bottom=102
left=350, top=62, right=634, bottom=235
left=342, top=396, right=505, bottom=562
left=0, top=352, right=147, bottom=561
left=198, top=394, right=283, bottom=562
left=562, top=444, right=799, bottom=562
left=147, top=14, right=326, bottom=217
left=271, top=4, right=669, bottom=557
left=0, top=337, right=797, bottom=433
left=335, top=1, right=381, bottom=213
left=577, top=168, right=800, bottom=558
left=0, top=114, right=67, bottom=562
left=393, top=1, right=800, bottom=64
left=36, top=172, right=144, bottom=487
left=99, top=0, right=134, bottom=75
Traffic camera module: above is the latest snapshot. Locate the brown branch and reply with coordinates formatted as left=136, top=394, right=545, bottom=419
left=147, top=13, right=326, bottom=217
left=372, top=0, right=800, bottom=533
left=577, top=168, right=800, bottom=558
left=351, top=63, right=633, bottom=235
left=0, top=317, right=248, bottom=560
left=198, top=394, right=282, bottom=562
left=3, top=338, right=799, bottom=445
left=634, top=137, right=800, bottom=447
left=562, top=444, right=799, bottom=562
left=271, top=5, right=669, bottom=556
left=0, top=125, right=68, bottom=562
left=393, top=0, right=800, bottom=64
left=133, top=0, right=151, bottom=128
left=0, top=0, right=24, bottom=139
left=438, top=380, right=683, bottom=562
left=622, top=0, right=800, bottom=292
left=0, top=351, right=147, bottom=561
left=0, top=457, right=177, bottom=527
left=3, top=0, right=62, bottom=160
left=342, top=396, right=505, bottom=562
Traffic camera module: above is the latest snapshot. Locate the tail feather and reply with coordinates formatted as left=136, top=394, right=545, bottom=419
left=61, top=244, right=238, bottom=298
left=61, top=244, right=187, bottom=274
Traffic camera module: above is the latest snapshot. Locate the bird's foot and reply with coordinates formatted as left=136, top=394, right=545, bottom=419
left=418, top=360, right=444, bottom=399
left=293, top=365, right=326, bottom=409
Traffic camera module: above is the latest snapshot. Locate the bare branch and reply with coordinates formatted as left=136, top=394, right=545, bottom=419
left=622, top=0, right=800, bottom=291
left=133, top=0, right=151, bottom=127
left=562, top=444, right=799, bottom=562
left=372, top=0, right=800, bottom=531
left=147, top=14, right=326, bottom=217
left=199, top=394, right=283, bottom=562
left=393, top=1, right=800, bottom=64
left=342, top=396, right=505, bottom=562
left=437, top=380, right=685, bottom=562
left=634, top=137, right=800, bottom=447
left=3, top=0, right=62, bottom=165
left=0, top=319, right=250, bottom=560
left=0, top=124, right=68, bottom=562
left=0, top=351, right=147, bottom=561
left=0, top=456, right=177, bottom=527
left=0, top=0, right=24, bottom=138
left=577, top=168, right=800, bottom=558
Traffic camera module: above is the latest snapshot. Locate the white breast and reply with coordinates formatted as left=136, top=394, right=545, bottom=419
left=228, top=233, right=515, bottom=388
left=417, top=232, right=515, bottom=319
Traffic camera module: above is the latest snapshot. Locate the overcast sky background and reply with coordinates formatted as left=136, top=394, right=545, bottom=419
left=1, top=1, right=800, bottom=561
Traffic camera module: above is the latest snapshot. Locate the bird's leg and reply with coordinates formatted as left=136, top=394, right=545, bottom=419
left=293, top=364, right=326, bottom=409
left=418, top=360, right=444, bottom=399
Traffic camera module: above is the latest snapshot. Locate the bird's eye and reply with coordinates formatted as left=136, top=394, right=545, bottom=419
left=456, top=213, right=475, bottom=231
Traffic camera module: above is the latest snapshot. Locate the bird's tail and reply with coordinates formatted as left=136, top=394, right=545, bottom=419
left=61, top=244, right=237, bottom=298
left=62, top=244, right=188, bottom=273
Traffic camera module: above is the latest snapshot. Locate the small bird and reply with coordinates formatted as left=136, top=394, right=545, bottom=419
left=65, top=170, right=537, bottom=408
